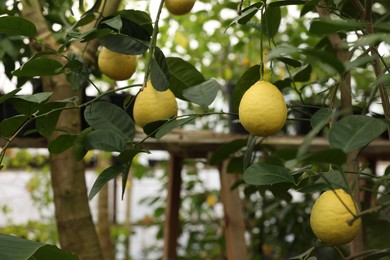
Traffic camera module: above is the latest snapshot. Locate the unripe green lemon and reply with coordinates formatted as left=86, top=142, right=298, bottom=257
left=238, top=80, right=287, bottom=136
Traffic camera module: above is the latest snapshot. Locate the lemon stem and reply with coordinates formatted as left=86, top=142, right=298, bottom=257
left=143, top=0, right=166, bottom=89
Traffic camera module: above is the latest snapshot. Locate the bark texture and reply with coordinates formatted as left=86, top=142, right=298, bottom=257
left=21, top=0, right=121, bottom=259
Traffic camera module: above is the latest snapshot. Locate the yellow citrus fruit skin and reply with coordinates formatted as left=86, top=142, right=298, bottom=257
left=165, top=0, right=196, bottom=15
left=133, top=81, right=178, bottom=128
left=310, top=189, right=362, bottom=246
left=98, top=47, right=137, bottom=81
left=238, top=80, right=287, bottom=136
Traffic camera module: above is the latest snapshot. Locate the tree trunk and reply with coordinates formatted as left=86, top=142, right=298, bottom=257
left=21, top=0, right=121, bottom=259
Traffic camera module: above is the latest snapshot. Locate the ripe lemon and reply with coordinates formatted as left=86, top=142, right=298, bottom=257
left=133, top=81, right=178, bottom=128
left=310, top=189, right=361, bottom=246
left=165, top=0, right=196, bottom=15
left=238, top=80, right=287, bottom=136
left=98, top=46, right=137, bottom=81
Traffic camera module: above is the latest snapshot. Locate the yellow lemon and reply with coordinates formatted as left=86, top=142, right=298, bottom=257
left=165, top=0, right=196, bottom=15
left=238, top=80, right=287, bottom=136
left=206, top=193, right=217, bottom=207
left=98, top=46, right=137, bottom=81
left=310, top=189, right=361, bottom=246
left=133, top=81, right=178, bottom=128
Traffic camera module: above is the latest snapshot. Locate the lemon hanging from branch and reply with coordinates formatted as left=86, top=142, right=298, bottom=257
left=238, top=80, right=287, bottom=136
left=310, top=189, right=362, bottom=246
left=165, top=0, right=196, bottom=15
left=133, top=81, right=178, bottom=128
left=98, top=46, right=137, bottom=81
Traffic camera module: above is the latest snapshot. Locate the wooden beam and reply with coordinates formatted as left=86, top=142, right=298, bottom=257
left=163, top=153, right=183, bottom=260
left=219, top=160, right=249, bottom=260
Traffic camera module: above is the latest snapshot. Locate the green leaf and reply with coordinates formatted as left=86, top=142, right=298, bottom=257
left=268, top=0, right=307, bottom=7
left=151, top=47, right=170, bottom=91
left=231, top=65, right=261, bottom=113
left=166, top=57, right=206, bottom=100
left=0, top=234, right=77, bottom=260
left=89, top=165, right=125, bottom=200
left=309, top=19, right=366, bottom=35
left=329, top=115, right=388, bottom=153
left=101, top=15, right=123, bottom=30
left=301, top=148, right=347, bottom=166
left=99, top=34, right=149, bottom=55
left=11, top=92, right=53, bottom=116
left=313, top=170, right=348, bottom=191
left=48, top=135, right=77, bottom=154
left=155, top=115, right=197, bottom=140
left=372, top=73, right=390, bottom=88
left=297, top=109, right=333, bottom=159
left=262, top=6, right=281, bottom=38
left=243, top=163, right=295, bottom=186
left=12, top=58, right=63, bottom=77
left=293, top=64, right=312, bottom=82
left=0, top=88, right=21, bottom=104
left=235, top=2, right=263, bottom=25
left=275, top=57, right=302, bottom=68
left=0, top=16, right=37, bottom=37
left=301, top=48, right=345, bottom=74
left=182, top=79, right=220, bottom=109
left=84, top=101, right=135, bottom=142
left=344, top=55, right=376, bottom=71
left=85, top=129, right=128, bottom=152
left=35, top=102, right=67, bottom=137
left=118, top=9, right=153, bottom=35
left=310, top=107, right=332, bottom=129
left=244, top=135, right=258, bottom=170
left=0, top=115, right=28, bottom=138
left=209, top=138, right=247, bottom=165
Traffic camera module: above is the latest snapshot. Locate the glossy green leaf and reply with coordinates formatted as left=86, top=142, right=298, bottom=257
left=0, top=115, right=28, bottom=138
left=309, top=19, right=366, bottom=35
left=166, top=57, right=206, bottom=100
left=118, top=9, right=153, bottom=35
left=244, top=135, right=258, bottom=170
left=329, top=115, right=388, bottom=153
left=0, top=16, right=37, bottom=37
left=344, top=55, right=376, bottom=71
left=155, top=115, right=197, bottom=140
left=84, top=101, right=135, bottom=142
left=262, top=6, right=281, bottom=38
left=269, top=0, right=307, bottom=7
left=231, top=65, right=261, bottom=113
left=0, top=234, right=77, bottom=260
left=101, top=15, right=122, bottom=30
left=99, top=34, right=149, bottom=55
left=85, top=129, right=128, bottom=152
left=301, top=148, right=347, bottom=166
left=293, top=64, right=312, bottom=82
left=119, top=149, right=147, bottom=199
left=236, top=2, right=263, bottom=25
left=182, top=79, right=220, bottom=109
left=209, top=138, right=247, bottom=165
left=48, top=135, right=77, bottom=154
left=12, top=58, right=63, bottom=77
left=89, top=165, right=125, bottom=200
left=151, top=47, right=170, bottom=91
left=244, top=163, right=295, bottom=186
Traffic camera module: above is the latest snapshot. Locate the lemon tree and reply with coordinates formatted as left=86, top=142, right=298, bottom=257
left=1, top=0, right=390, bottom=260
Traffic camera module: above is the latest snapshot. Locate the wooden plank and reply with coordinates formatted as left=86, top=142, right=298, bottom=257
left=163, top=153, right=183, bottom=260
left=219, top=160, right=249, bottom=260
